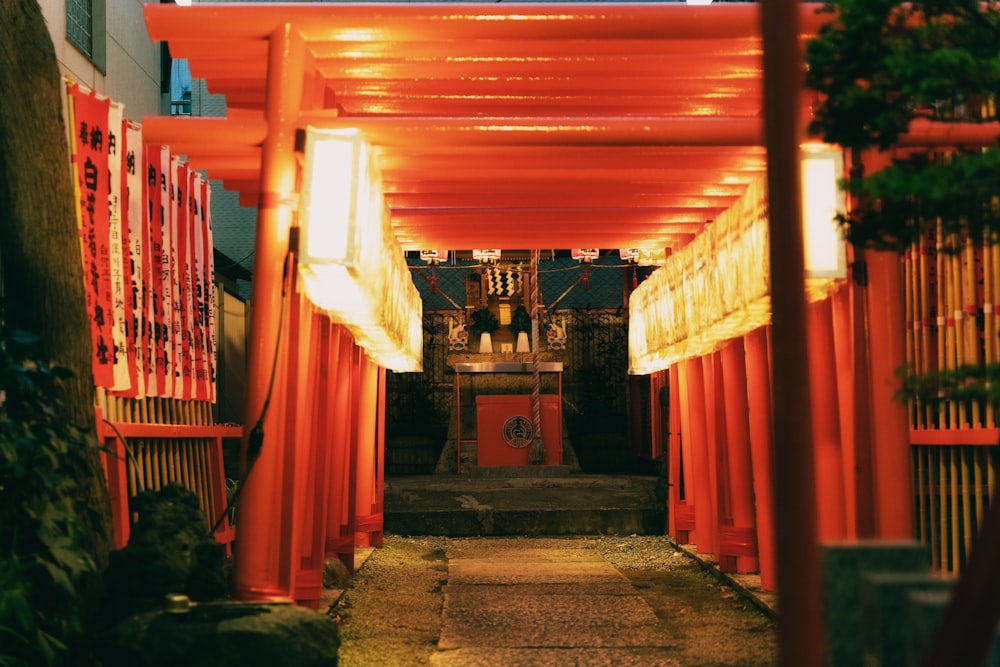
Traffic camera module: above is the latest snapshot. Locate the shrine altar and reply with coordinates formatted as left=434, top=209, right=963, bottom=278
left=453, top=361, right=563, bottom=470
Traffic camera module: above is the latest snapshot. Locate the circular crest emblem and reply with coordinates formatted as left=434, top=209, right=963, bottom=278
left=502, top=415, right=534, bottom=449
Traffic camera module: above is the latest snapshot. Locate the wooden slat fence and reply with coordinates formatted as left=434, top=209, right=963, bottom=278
left=96, top=391, right=240, bottom=553
left=904, top=225, right=1000, bottom=573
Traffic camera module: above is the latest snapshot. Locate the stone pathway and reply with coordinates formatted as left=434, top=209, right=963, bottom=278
left=335, top=535, right=777, bottom=667
left=430, top=539, right=683, bottom=666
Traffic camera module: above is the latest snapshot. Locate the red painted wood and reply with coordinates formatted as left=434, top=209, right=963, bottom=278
left=289, top=298, right=324, bottom=609
left=745, top=327, right=777, bottom=592
left=676, top=360, right=697, bottom=545
left=720, top=340, right=760, bottom=573
left=232, top=24, right=306, bottom=604
left=703, top=352, right=723, bottom=562
left=910, top=428, right=1000, bottom=446
left=865, top=250, right=915, bottom=539
left=830, top=283, right=862, bottom=538
left=686, top=356, right=715, bottom=559
left=718, top=526, right=759, bottom=559
left=808, top=298, right=847, bottom=541
left=95, top=407, right=131, bottom=550
left=668, top=365, right=684, bottom=540
left=674, top=502, right=696, bottom=533
left=108, top=422, right=243, bottom=439
left=354, top=353, right=379, bottom=549
left=325, top=328, right=357, bottom=571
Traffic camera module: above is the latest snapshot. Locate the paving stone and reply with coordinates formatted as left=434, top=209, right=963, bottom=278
left=438, top=540, right=669, bottom=651
left=429, top=647, right=684, bottom=666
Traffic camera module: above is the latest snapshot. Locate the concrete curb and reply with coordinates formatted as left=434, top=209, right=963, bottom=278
left=670, top=538, right=778, bottom=620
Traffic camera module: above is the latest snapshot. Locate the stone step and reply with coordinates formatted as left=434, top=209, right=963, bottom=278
left=383, top=474, right=667, bottom=537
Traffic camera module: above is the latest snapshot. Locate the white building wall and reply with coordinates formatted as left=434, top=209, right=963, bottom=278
left=38, top=0, right=161, bottom=119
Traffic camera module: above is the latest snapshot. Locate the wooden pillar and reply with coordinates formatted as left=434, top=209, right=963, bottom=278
left=849, top=149, right=910, bottom=540
left=342, top=344, right=363, bottom=570
left=324, top=328, right=356, bottom=571
left=831, top=283, right=863, bottom=538
left=668, top=364, right=687, bottom=540
left=291, top=308, right=339, bottom=609
left=354, top=352, right=379, bottom=549
left=761, top=0, right=824, bottom=660
left=674, top=360, right=696, bottom=543
left=808, top=297, right=847, bottom=541
left=234, top=23, right=304, bottom=602
left=720, top=339, right=760, bottom=573
left=285, top=293, right=320, bottom=608
left=687, top=356, right=716, bottom=559
left=703, top=352, right=724, bottom=561
left=865, top=248, right=914, bottom=538
left=372, top=366, right=387, bottom=548
left=745, top=327, right=777, bottom=591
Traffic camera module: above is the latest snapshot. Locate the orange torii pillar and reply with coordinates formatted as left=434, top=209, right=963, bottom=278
left=282, top=293, right=324, bottom=608
left=667, top=364, right=690, bottom=541
left=353, top=352, right=384, bottom=549
left=674, top=360, right=698, bottom=544
left=830, top=283, right=867, bottom=538
left=234, top=23, right=305, bottom=602
left=686, top=355, right=717, bottom=558
left=807, top=297, right=847, bottom=541
left=719, top=339, right=760, bottom=573
left=744, top=326, right=777, bottom=591
left=325, top=330, right=358, bottom=572
left=292, top=312, right=341, bottom=609
left=646, top=371, right=665, bottom=465
left=703, top=352, right=724, bottom=561
left=374, top=367, right=386, bottom=547
left=857, top=149, right=912, bottom=539
left=865, top=247, right=914, bottom=538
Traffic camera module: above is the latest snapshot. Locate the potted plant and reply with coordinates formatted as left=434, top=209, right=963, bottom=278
left=510, top=304, right=532, bottom=352
left=469, top=306, right=499, bottom=353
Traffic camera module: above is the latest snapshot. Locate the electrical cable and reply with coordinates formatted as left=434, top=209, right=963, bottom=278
left=208, top=245, right=294, bottom=537
left=101, top=417, right=145, bottom=494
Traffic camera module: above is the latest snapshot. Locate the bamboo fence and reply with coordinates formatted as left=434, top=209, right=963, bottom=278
left=904, top=219, right=1000, bottom=573
left=96, top=389, right=239, bottom=549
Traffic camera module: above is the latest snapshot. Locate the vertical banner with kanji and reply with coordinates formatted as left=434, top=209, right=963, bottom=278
left=202, top=176, right=218, bottom=402
left=68, top=83, right=115, bottom=388
left=67, top=83, right=219, bottom=403
left=159, top=146, right=174, bottom=398
left=125, top=121, right=146, bottom=398
left=191, top=172, right=208, bottom=401
left=107, top=102, right=133, bottom=394
left=171, top=157, right=193, bottom=400
left=144, top=145, right=167, bottom=397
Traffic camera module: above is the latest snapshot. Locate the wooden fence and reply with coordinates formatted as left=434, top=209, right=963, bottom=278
left=96, top=392, right=239, bottom=553
left=904, top=227, right=1000, bottom=573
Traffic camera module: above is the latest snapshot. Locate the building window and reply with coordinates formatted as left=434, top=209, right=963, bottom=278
left=170, top=59, right=194, bottom=116
left=66, top=0, right=107, bottom=73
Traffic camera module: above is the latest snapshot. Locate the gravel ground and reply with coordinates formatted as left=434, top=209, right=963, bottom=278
left=333, top=534, right=776, bottom=667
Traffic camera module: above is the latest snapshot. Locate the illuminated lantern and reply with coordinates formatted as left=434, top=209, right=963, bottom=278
left=298, top=126, right=423, bottom=372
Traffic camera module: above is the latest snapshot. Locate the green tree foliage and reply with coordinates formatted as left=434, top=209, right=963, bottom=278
left=804, top=0, right=1000, bottom=251
left=0, top=329, right=104, bottom=667
left=509, top=305, right=532, bottom=336
left=469, top=306, right=500, bottom=334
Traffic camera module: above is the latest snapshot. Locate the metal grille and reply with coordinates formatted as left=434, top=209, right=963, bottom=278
left=385, top=314, right=453, bottom=434
left=558, top=308, right=629, bottom=427
left=66, top=0, right=93, bottom=57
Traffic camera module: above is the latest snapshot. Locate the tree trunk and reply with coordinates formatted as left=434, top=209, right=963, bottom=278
left=0, top=0, right=113, bottom=563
